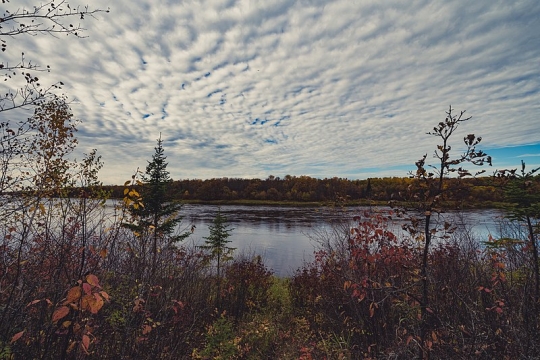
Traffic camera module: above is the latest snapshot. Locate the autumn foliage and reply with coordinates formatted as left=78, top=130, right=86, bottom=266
left=5, top=2, right=539, bottom=358
left=1, top=98, right=539, bottom=359
left=289, top=208, right=540, bottom=358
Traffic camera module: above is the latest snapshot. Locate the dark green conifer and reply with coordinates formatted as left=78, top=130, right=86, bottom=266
left=199, top=208, right=235, bottom=309
left=123, top=135, right=189, bottom=276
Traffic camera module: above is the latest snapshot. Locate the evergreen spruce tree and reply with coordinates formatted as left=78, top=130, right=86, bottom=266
left=199, top=208, right=235, bottom=310
left=123, top=135, right=189, bottom=276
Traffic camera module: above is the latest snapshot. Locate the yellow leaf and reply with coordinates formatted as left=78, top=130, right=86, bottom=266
left=67, top=341, right=77, bottom=354
left=63, top=286, right=82, bottom=305
left=84, top=294, right=104, bottom=314
left=124, top=180, right=131, bottom=186
left=86, top=274, right=100, bottom=287
left=99, top=291, right=110, bottom=302
left=81, top=294, right=104, bottom=313
left=123, top=188, right=129, bottom=195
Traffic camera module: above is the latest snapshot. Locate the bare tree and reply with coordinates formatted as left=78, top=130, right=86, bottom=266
left=0, top=0, right=109, bottom=112
left=407, top=106, right=491, bottom=358
left=0, top=1, right=107, bottom=206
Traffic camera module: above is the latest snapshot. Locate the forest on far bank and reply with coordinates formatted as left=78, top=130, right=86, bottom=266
left=101, top=174, right=537, bottom=207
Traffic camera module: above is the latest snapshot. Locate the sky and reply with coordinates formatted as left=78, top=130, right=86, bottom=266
left=2, top=0, right=540, bottom=185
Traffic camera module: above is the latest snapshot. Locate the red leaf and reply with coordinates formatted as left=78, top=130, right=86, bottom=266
left=406, top=335, right=413, bottom=345
left=81, top=334, right=90, bottom=354
left=142, top=324, right=152, bottom=335
left=52, top=306, right=70, bottom=323
left=27, top=299, right=41, bottom=307
left=83, top=283, right=92, bottom=295
left=11, top=330, right=24, bottom=343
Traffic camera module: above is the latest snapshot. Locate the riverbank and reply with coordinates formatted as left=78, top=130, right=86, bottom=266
left=118, top=197, right=509, bottom=210
left=180, top=198, right=379, bottom=207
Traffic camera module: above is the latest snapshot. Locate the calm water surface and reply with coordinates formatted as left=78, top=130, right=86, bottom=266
left=180, top=205, right=504, bottom=277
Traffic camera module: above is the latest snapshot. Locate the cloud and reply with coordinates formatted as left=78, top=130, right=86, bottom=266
left=518, top=154, right=540, bottom=158
left=2, top=0, right=539, bottom=183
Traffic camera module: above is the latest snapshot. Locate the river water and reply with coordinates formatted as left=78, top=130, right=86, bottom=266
left=179, top=205, right=506, bottom=277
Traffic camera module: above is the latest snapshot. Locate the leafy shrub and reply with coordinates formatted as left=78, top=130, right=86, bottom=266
left=222, top=255, right=273, bottom=320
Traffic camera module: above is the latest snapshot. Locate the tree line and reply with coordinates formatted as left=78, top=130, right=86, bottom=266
left=101, top=174, right=525, bottom=206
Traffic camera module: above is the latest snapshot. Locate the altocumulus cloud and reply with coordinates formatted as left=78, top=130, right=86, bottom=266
left=3, top=0, right=540, bottom=184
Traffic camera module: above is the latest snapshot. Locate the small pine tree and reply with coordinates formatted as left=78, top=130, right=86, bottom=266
left=123, top=135, right=189, bottom=276
left=199, top=208, right=235, bottom=310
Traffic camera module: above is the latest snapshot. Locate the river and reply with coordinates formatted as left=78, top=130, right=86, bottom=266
left=179, top=205, right=506, bottom=277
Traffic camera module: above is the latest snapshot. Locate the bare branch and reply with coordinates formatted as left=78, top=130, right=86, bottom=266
left=0, top=1, right=108, bottom=113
